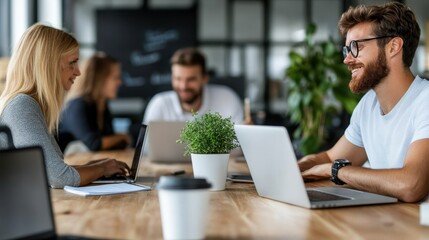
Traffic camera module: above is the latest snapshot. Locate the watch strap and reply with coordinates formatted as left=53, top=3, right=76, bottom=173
left=331, top=159, right=351, bottom=185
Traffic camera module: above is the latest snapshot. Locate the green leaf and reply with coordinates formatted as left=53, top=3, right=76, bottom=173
left=287, top=91, right=302, bottom=109
left=289, top=51, right=304, bottom=65
left=303, top=92, right=313, bottom=105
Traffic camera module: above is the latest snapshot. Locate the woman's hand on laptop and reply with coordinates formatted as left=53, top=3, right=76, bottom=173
left=89, top=158, right=131, bottom=177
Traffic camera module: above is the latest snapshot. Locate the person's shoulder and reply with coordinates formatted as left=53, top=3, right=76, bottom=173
left=68, top=96, right=87, bottom=104
left=152, top=90, right=175, bottom=98
left=207, top=84, right=233, bottom=92
left=207, top=84, right=238, bottom=97
left=8, top=93, right=39, bottom=109
left=145, top=90, right=178, bottom=114
left=148, top=90, right=176, bottom=104
left=408, top=76, right=429, bottom=102
left=2, top=94, right=43, bottom=121
left=65, top=97, right=92, bottom=109
left=416, top=76, right=429, bottom=92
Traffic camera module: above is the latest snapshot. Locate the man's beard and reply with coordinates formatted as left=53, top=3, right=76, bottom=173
left=349, top=49, right=390, bottom=93
left=177, top=89, right=202, bottom=105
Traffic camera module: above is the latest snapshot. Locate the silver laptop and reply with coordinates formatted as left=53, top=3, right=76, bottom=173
left=93, top=124, right=147, bottom=183
left=145, top=121, right=191, bottom=163
left=234, top=125, right=397, bottom=209
left=0, top=146, right=92, bottom=240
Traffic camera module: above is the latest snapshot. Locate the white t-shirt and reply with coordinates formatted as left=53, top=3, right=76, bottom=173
left=345, top=76, right=429, bottom=169
left=143, top=84, right=244, bottom=124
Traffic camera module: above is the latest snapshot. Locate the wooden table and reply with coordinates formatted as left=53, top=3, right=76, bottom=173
left=53, top=149, right=429, bottom=239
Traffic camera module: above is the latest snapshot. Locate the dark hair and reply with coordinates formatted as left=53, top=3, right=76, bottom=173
left=338, top=2, right=420, bottom=67
left=170, top=48, right=207, bottom=75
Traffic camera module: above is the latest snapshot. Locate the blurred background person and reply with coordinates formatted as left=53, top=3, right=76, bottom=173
left=143, top=47, right=249, bottom=124
left=58, top=52, right=131, bottom=153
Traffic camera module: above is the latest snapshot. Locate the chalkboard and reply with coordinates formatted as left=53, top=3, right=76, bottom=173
left=96, top=7, right=197, bottom=100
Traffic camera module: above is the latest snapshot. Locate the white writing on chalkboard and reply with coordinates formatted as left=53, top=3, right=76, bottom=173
left=123, top=71, right=145, bottom=87
left=96, top=8, right=196, bottom=99
left=144, top=30, right=179, bottom=52
left=130, top=51, right=161, bottom=66
left=151, top=72, right=171, bottom=85
left=122, top=72, right=171, bottom=87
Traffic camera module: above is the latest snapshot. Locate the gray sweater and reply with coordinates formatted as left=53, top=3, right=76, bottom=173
left=0, top=94, right=80, bottom=188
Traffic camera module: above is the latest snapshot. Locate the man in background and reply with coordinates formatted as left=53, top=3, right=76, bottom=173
left=143, top=48, right=247, bottom=124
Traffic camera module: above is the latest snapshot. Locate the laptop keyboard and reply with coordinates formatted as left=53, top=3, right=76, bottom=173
left=307, top=190, right=351, bottom=202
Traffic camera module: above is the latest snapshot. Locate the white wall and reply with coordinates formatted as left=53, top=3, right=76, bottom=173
left=11, top=0, right=32, bottom=51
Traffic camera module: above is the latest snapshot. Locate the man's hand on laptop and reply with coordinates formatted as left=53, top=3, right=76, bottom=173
left=301, top=163, right=331, bottom=182
left=298, top=152, right=331, bottom=172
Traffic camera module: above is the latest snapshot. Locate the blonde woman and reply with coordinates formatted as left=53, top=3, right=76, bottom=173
left=58, top=53, right=131, bottom=152
left=0, top=23, right=130, bottom=188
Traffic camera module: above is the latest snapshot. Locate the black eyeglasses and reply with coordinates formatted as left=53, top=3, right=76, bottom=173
left=342, top=36, right=394, bottom=59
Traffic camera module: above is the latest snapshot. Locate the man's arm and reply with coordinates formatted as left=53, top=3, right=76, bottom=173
left=301, top=136, right=429, bottom=202
left=338, top=138, right=429, bottom=202
left=298, top=135, right=368, bottom=173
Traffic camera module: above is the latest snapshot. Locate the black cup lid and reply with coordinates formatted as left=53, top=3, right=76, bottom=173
left=157, top=176, right=212, bottom=190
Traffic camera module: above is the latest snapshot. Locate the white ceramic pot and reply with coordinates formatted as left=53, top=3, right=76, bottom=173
left=191, top=153, right=230, bottom=191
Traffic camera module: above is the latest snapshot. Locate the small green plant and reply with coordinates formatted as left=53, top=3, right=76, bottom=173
left=176, top=112, right=240, bottom=155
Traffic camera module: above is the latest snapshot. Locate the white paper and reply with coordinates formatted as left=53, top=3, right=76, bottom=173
left=64, top=183, right=150, bottom=196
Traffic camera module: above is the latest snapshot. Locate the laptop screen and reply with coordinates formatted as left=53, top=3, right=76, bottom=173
left=0, top=147, right=56, bottom=240
left=146, top=121, right=190, bottom=162
left=130, top=124, right=147, bottom=177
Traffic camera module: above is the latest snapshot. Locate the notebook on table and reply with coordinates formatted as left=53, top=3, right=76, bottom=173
left=0, top=146, right=94, bottom=240
left=93, top=124, right=147, bottom=183
left=145, top=121, right=191, bottom=163
left=234, top=125, right=398, bottom=209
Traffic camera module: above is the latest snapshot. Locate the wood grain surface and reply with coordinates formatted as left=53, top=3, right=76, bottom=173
left=51, top=149, right=429, bottom=239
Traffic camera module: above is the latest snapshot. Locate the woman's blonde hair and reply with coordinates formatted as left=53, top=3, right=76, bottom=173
left=0, top=23, right=79, bottom=133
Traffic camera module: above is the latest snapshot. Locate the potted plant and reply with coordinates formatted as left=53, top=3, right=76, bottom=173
left=285, top=23, right=361, bottom=156
left=177, top=111, right=240, bottom=191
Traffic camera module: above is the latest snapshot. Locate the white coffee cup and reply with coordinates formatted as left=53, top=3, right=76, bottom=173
left=157, top=176, right=212, bottom=240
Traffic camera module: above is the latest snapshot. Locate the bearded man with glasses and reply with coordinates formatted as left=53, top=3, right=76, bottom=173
left=297, top=2, right=429, bottom=202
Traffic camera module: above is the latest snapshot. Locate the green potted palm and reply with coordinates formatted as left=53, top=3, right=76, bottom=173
left=285, top=23, right=360, bottom=155
left=177, top=111, right=240, bottom=191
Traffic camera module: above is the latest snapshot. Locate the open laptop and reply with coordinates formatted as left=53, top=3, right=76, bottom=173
left=93, top=124, right=147, bottom=183
left=145, top=121, right=191, bottom=163
left=234, top=125, right=397, bottom=209
left=0, top=146, right=93, bottom=240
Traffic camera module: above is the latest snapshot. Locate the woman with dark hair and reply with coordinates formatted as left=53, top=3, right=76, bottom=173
left=59, top=52, right=131, bottom=152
